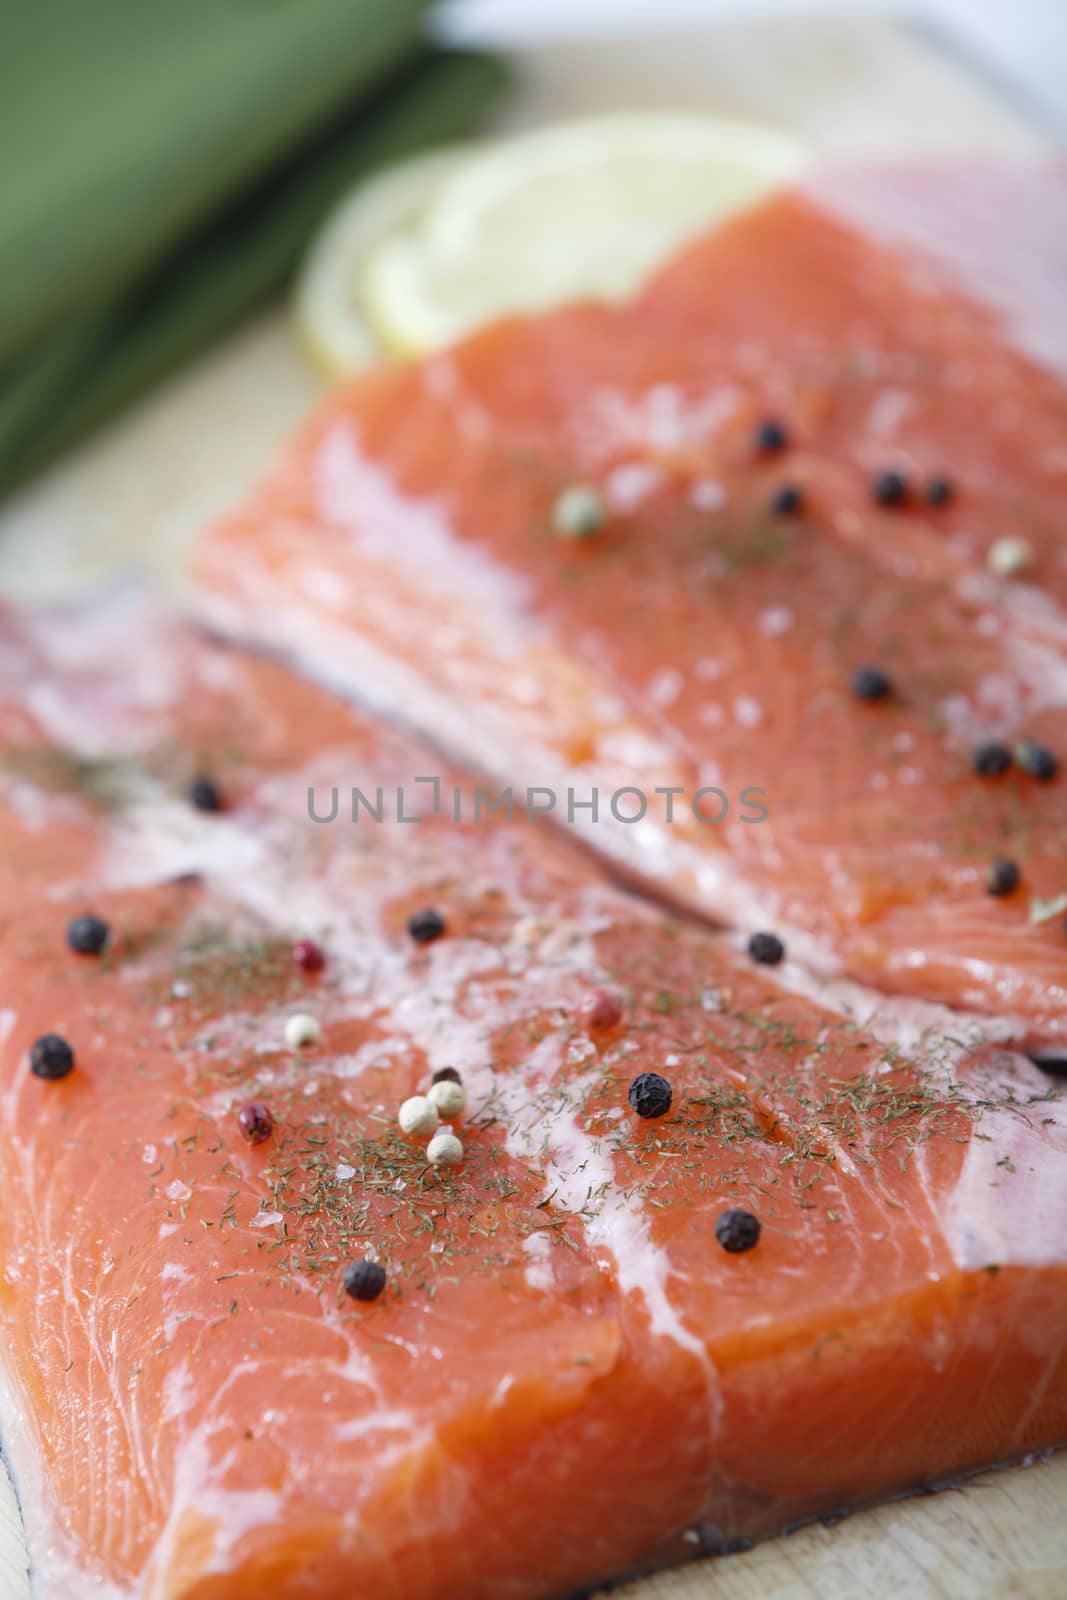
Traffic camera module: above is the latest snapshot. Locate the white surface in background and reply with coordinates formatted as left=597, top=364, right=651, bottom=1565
left=442, top=0, right=1067, bottom=140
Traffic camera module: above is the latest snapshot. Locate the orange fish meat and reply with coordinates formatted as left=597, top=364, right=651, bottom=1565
left=196, top=172, right=1067, bottom=1043
left=0, top=592, right=1064, bottom=1598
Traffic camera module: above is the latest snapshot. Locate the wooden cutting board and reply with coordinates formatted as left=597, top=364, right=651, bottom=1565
left=0, top=11, right=1064, bottom=1598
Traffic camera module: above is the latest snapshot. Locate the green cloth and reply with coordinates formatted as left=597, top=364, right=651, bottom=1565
left=0, top=2, right=507, bottom=496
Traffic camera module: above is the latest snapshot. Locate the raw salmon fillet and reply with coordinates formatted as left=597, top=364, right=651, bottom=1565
left=0, top=591, right=1065, bottom=1599
left=195, top=169, right=1067, bottom=1043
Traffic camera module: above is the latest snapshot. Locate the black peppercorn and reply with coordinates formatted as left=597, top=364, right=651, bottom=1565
left=748, top=931, right=785, bottom=966
left=871, top=469, right=909, bottom=507
left=1016, top=741, right=1059, bottom=782
left=1028, top=1052, right=1067, bottom=1079
left=407, top=908, right=446, bottom=944
left=30, top=1033, right=74, bottom=1081
left=628, top=1072, right=673, bottom=1120
left=925, top=476, right=955, bottom=506
left=344, top=1259, right=387, bottom=1302
left=987, top=858, right=1020, bottom=897
left=770, top=484, right=804, bottom=516
left=188, top=776, right=224, bottom=813
left=973, top=741, right=1013, bottom=778
left=67, top=913, right=110, bottom=956
left=715, top=1209, right=762, bottom=1253
left=431, top=1066, right=462, bottom=1085
left=851, top=666, right=893, bottom=703
left=755, top=418, right=789, bottom=454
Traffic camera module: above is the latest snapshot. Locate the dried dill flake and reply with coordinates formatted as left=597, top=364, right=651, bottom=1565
left=30, top=1033, right=75, bottom=1081
left=407, top=907, right=446, bottom=945
left=344, top=1259, right=387, bottom=1302
left=628, top=1072, right=673, bottom=1120
left=66, top=913, right=110, bottom=956
left=715, top=1209, right=762, bottom=1254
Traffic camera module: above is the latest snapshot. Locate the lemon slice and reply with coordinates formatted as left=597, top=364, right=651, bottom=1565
left=363, top=113, right=808, bottom=356
left=294, top=145, right=476, bottom=376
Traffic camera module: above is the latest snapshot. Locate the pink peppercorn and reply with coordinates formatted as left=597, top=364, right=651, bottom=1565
left=579, top=987, right=624, bottom=1032
left=237, top=1102, right=274, bottom=1146
left=292, top=939, right=326, bottom=974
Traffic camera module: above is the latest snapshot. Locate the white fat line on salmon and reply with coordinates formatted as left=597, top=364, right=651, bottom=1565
left=759, top=957, right=1021, bottom=1058
left=0, top=1129, right=152, bottom=1592
left=0, top=1014, right=139, bottom=1534
left=84, top=780, right=569, bottom=1361
left=89, top=757, right=1059, bottom=1280
left=197, top=570, right=838, bottom=981
left=936, top=1053, right=1067, bottom=1273
left=95, top=747, right=620, bottom=993
left=0, top=772, right=87, bottom=832
left=315, top=423, right=533, bottom=646
left=12, top=587, right=233, bottom=750
left=144, top=1431, right=284, bottom=1593
left=928, top=605, right=1067, bottom=743
left=333, top=1407, right=432, bottom=1447
left=1002, top=626, right=1067, bottom=720
left=146, top=1346, right=426, bottom=1589
left=0, top=1149, right=139, bottom=1600
left=0, top=1017, right=105, bottom=1413
left=0, top=1384, right=131, bottom=1599
left=758, top=953, right=1067, bottom=1272
left=494, top=1051, right=722, bottom=1443
left=0, top=1005, right=18, bottom=1122
left=93, top=773, right=619, bottom=1125
left=521, top=1230, right=555, bottom=1292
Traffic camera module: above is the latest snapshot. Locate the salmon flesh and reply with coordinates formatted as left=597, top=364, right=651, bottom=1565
left=197, top=173, right=1067, bottom=1044
left=0, top=590, right=1064, bottom=1598
left=4, top=171, right=1067, bottom=1597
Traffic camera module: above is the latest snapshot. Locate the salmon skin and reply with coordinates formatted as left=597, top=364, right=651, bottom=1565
left=0, top=588, right=1065, bottom=1600
left=196, top=170, right=1067, bottom=1044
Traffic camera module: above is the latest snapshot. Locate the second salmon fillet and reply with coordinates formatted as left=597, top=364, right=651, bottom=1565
left=196, top=173, right=1067, bottom=1043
